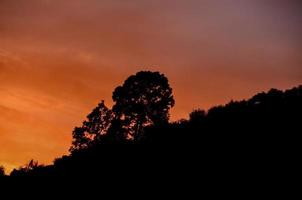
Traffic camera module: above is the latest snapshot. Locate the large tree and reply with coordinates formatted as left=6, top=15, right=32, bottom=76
left=112, top=71, right=175, bottom=140
left=69, top=71, right=175, bottom=150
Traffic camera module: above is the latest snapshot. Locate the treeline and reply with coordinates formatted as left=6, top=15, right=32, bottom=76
left=4, top=71, right=302, bottom=177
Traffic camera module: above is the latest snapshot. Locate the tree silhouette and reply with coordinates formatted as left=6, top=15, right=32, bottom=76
left=10, top=159, right=43, bottom=176
left=189, top=109, right=206, bottom=124
left=0, top=166, right=5, bottom=176
left=112, top=71, right=175, bottom=140
left=25, top=159, right=39, bottom=171
left=7, top=80, right=302, bottom=177
left=70, top=101, right=113, bottom=152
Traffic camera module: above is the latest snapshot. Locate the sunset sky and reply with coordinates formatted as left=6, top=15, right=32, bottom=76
left=0, top=0, right=301, bottom=172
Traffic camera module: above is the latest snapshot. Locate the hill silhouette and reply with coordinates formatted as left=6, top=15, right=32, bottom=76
left=6, top=71, right=302, bottom=177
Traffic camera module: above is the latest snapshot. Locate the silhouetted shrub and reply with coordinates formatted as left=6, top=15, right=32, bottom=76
left=0, top=166, right=5, bottom=176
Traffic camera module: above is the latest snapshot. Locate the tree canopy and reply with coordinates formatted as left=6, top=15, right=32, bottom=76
left=70, top=71, right=175, bottom=151
left=112, top=71, right=175, bottom=139
left=70, top=101, right=113, bottom=152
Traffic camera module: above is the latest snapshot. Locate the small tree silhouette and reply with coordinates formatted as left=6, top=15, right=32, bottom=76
left=25, top=159, right=39, bottom=171
left=189, top=109, right=206, bottom=124
left=112, top=71, right=175, bottom=140
left=0, top=166, right=5, bottom=176
left=70, top=101, right=114, bottom=152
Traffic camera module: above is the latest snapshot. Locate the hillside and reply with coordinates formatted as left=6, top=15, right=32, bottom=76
left=9, top=84, right=302, bottom=177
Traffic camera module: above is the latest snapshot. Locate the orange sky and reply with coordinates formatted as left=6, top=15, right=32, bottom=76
left=0, top=0, right=301, bottom=172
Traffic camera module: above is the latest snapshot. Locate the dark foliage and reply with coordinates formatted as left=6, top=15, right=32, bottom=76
left=0, top=166, right=5, bottom=177
left=70, top=101, right=114, bottom=152
left=69, top=71, right=175, bottom=153
left=112, top=71, right=175, bottom=140
left=10, top=160, right=44, bottom=177
left=7, top=71, right=301, bottom=177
